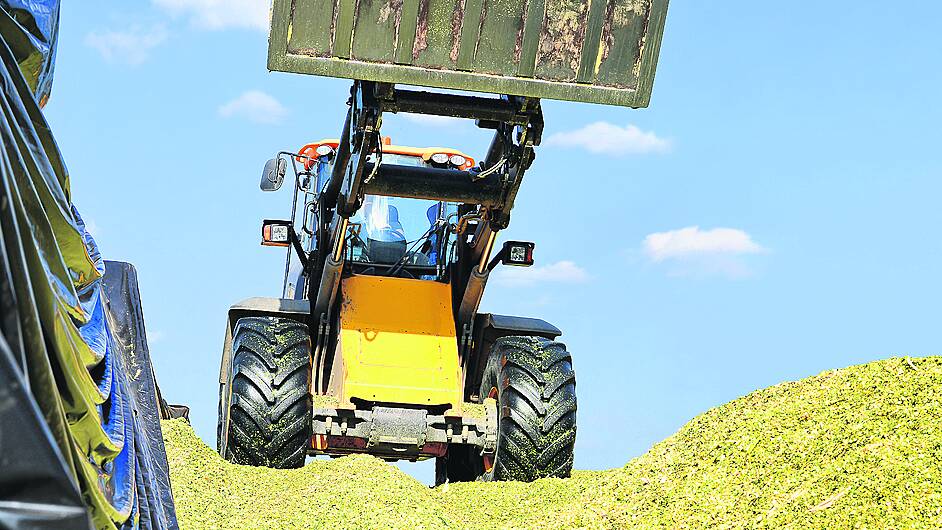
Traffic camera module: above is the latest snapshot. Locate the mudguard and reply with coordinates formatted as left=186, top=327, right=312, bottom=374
left=465, top=313, right=562, bottom=397
left=217, top=297, right=311, bottom=385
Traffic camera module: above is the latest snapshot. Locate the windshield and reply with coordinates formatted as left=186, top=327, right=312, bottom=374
left=287, top=151, right=460, bottom=296
left=348, top=195, right=455, bottom=267
left=306, top=152, right=458, bottom=276
left=345, top=154, right=446, bottom=269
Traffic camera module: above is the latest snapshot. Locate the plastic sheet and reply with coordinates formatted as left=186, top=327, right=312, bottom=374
left=102, top=261, right=178, bottom=528
left=0, top=3, right=178, bottom=528
left=0, top=323, right=93, bottom=530
left=0, top=0, right=58, bottom=104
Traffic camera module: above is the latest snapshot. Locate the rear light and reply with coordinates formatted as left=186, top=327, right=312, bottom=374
left=422, top=442, right=447, bottom=458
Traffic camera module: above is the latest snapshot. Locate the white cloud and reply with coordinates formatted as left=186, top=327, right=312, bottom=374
left=643, top=226, right=765, bottom=262
left=492, top=260, right=589, bottom=287
left=401, top=113, right=463, bottom=127
left=218, top=91, right=287, bottom=124
left=545, top=122, right=671, bottom=156
left=85, top=25, right=167, bottom=65
left=153, top=0, right=269, bottom=31
left=147, top=330, right=165, bottom=344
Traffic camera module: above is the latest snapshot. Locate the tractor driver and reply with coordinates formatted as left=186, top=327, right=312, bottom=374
left=361, top=195, right=407, bottom=263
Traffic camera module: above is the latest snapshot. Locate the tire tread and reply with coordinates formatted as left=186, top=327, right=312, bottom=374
left=486, top=336, right=577, bottom=482
left=219, top=316, right=312, bottom=469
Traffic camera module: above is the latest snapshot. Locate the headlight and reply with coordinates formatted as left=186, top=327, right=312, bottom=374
left=430, top=153, right=449, bottom=165
left=449, top=154, right=467, bottom=167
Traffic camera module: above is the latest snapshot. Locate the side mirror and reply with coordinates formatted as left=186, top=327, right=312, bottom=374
left=260, top=157, right=287, bottom=192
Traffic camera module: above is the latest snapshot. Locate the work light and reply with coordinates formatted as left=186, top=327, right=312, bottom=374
left=261, top=219, right=293, bottom=247
left=430, top=153, right=449, bottom=165
left=502, top=241, right=534, bottom=267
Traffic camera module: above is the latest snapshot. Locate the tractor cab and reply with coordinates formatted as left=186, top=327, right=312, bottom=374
left=267, top=139, right=476, bottom=298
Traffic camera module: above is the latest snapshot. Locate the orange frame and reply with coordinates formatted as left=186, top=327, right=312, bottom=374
left=297, top=138, right=475, bottom=171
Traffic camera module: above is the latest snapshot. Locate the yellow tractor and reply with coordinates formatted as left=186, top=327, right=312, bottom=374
left=217, top=0, right=668, bottom=483
left=218, top=121, right=576, bottom=483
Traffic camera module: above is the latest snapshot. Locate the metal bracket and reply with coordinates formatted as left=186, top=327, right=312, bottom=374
left=311, top=400, right=498, bottom=459
left=459, top=322, right=474, bottom=361
left=481, top=397, right=498, bottom=454
left=368, top=406, right=428, bottom=449
left=338, top=81, right=384, bottom=217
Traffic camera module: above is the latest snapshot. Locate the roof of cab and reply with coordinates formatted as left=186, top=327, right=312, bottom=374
left=297, top=138, right=475, bottom=170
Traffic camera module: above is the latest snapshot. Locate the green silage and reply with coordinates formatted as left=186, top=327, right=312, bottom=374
left=164, top=356, right=942, bottom=529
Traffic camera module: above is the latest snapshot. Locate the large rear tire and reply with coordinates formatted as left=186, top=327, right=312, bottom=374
left=219, top=316, right=312, bottom=469
left=438, top=336, right=577, bottom=483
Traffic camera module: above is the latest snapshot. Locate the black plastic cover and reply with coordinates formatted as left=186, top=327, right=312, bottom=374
left=0, top=4, right=178, bottom=527
left=0, top=334, right=93, bottom=530
left=102, top=261, right=179, bottom=529
left=0, top=1, right=58, bottom=104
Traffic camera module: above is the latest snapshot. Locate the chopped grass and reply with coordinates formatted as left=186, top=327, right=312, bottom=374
left=164, top=356, right=942, bottom=529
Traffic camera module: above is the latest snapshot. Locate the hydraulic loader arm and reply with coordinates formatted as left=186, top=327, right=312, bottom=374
left=309, top=82, right=545, bottom=334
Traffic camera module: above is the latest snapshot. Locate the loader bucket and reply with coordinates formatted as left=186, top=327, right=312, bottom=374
left=268, top=0, right=669, bottom=108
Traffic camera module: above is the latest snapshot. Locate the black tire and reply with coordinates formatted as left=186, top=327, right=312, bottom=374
left=438, top=335, right=577, bottom=484
left=480, top=336, right=577, bottom=482
left=219, top=316, right=312, bottom=469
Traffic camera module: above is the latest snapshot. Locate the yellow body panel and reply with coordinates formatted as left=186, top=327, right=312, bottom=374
left=338, top=275, right=462, bottom=409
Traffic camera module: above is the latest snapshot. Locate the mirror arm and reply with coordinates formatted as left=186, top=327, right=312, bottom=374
left=486, top=246, right=507, bottom=272
left=274, top=151, right=315, bottom=232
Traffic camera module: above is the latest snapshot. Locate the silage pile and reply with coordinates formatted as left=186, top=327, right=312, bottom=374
left=164, top=357, right=942, bottom=529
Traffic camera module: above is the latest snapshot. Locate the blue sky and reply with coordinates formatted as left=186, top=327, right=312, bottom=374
left=44, top=1, right=942, bottom=481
